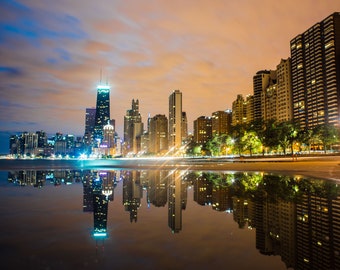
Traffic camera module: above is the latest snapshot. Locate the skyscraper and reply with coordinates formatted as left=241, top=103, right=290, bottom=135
left=149, top=114, right=168, bottom=154
left=253, top=70, right=277, bottom=121
left=290, top=12, right=340, bottom=129
left=93, top=85, right=110, bottom=142
left=123, top=99, right=143, bottom=155
left=169, top=90, right=182, bottom=150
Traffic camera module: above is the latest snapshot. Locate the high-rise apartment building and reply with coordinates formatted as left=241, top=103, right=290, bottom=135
left=261, top=83, right=278, bottom=121
left=212, top=110, right=232, bottom=136
left=169, top=90, right=183, bottom=149
left=276, top=58, right=293, bottom=122
left=124, top=99, right=143, bottom=155
left=253, top=70, right=277, bottom=121
left=290, top=12, right=340, bottom=129
left=181, top=112, right=188, bottom=142
left=93, top=85, right=110, bottom=142
left=193, top=116, right=212, bottom=144
left=149, top=114, right=168, bottom=154
left=231, top=94, right=254, bottom=126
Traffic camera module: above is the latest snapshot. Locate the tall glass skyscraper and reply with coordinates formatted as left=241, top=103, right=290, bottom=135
left=93, top=85, right=110, bottom=142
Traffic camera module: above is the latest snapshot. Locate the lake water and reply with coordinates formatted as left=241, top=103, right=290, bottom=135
left=0, top=166, right=339, bottom=270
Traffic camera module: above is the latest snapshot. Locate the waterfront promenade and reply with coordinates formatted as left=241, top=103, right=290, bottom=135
left=0, top=155, right=339, bottom=181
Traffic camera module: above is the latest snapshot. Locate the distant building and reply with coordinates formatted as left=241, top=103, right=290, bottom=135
left=149, top=114, right=168, bottom=155
left=276, top=58, right=292, bottom=122
left=290, top=12, right=340, bottom=129
left=253, top=70, right=276, bottom=121
left=231, top=94, right=253, bottom=126
left=123, top=99, right=144, bottom=155
left=212, top=110, right=232, bottom=136
left=193, top=116, right=212, bottom=144
left=84, top=107, right=96, bottom=148
left=181, top=111, right=188, bottom=142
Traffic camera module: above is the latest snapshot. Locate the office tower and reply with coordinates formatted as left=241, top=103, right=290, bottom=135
left=276, top=58, right=293, bottom=122
left=36, top=130, right=47, bottom=148
left=212, top=110, right=232, bottom=136
left=232, top=94, right=246, bottom=126
left=261, top=81, right=278, bottom=121
left=169, top=90, right=183, bottom=150
left=101, top=121, right=115, bottom=156
left=193, top=116, right=212, bottom=144
left=149, top=114, right=168, bottom=154
left=123, top=99, right=143, bottom=155
left=253, top=70, right=277, bottom=121
left=181, top=112, right=188, bottom=142
left=290, top=12, right=340, bottom=129
left=22, top=132, right=38, bottom=156
left=231, top=94, right=254, bottom=126
left=84, top=107, right=96, bottom=145
left=93, top=85, right=110, bottom=142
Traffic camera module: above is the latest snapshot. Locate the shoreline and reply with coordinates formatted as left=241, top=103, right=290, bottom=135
left=0, top=155, right=339, bottom=181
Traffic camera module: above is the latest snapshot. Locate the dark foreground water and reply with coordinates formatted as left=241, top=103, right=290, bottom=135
left=0, top=166, right=339, bottom=270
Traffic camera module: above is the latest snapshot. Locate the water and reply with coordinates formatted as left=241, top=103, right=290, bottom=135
left=0, top=166, right=339, bottom=270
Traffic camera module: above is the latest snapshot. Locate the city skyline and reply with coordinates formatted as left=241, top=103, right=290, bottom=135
left=1, top=1, right=340, bottom=153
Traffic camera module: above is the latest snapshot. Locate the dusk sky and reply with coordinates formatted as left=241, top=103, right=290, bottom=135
left=1, top=0, right=340, bottom=153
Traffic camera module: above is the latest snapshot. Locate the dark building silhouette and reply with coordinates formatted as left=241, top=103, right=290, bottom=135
left=94, top=85, right=110, bottom=143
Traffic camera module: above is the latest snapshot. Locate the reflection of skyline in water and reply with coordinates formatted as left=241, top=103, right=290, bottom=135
left=5, top=169, right=340, bottom=269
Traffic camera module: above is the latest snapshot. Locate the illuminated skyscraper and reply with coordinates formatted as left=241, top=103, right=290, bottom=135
left=253, top=70, right=277, bottom=121
left=290, top=12, right=340, bottom=129
left=169, top=90, right=182, bottom=150
left=123, top=99, right=143, bottom=155
left=149, top=114, right=168, bottom=154
left=93, top=85, right=110, bottom=142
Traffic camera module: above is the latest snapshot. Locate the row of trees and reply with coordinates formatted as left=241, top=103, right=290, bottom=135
left=187, top=120, right=340, bottom=156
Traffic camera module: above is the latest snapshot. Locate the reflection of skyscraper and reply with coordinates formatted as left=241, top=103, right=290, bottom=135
left=94, top=85, right=110, bottom=142
left=83, top=171, right=94, bottom=212
left=123, top=171, right=142, bottom=222
left=193, top=173, right=213, bottom=206
left=148, top=170, right=168, bottom=207
left=92, top=176, right=109, bottom=238
left=168, top=170, right=187, bottom=233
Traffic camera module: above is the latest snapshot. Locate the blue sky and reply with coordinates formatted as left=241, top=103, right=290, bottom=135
left=1, top=0, right=340, bottom=154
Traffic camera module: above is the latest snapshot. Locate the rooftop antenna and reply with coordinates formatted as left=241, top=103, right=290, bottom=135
left=100, top=68, right=102, bottom=84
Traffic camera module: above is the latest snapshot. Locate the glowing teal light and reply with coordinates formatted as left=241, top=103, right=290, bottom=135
left=93, top=232, right=107, bottom=238
left=97, top=85, right=110, bottom=90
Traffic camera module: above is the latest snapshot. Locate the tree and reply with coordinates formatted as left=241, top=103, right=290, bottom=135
left=313, top=123, right=339, bottom=153
left=240, top=131, right=262, bottom=156
left=276, top=121, right=299, bottom=154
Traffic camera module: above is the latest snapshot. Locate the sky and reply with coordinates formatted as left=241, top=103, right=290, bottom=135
left=1, top=0, right=340, bottom=154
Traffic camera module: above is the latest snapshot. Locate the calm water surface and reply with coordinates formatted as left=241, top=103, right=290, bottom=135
left=0, top=166, right=339, bottom=270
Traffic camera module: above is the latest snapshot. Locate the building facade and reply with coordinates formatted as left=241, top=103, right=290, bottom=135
left=93, top=85, right=110, bottom=142
left=290, top=12, right=340, bottom=129
left=169, top=90, right=183, bottom=150
left=123, top=99, right=143, bottom=155
left=149, top=114, right=168, bottom=155
left=212, top=110, right=232, bottom=136
left=193, top=116, right=212, bottom=144
left=276, top=58, right=293, bottom=122
left=253, top=70, right=277, bottom=121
